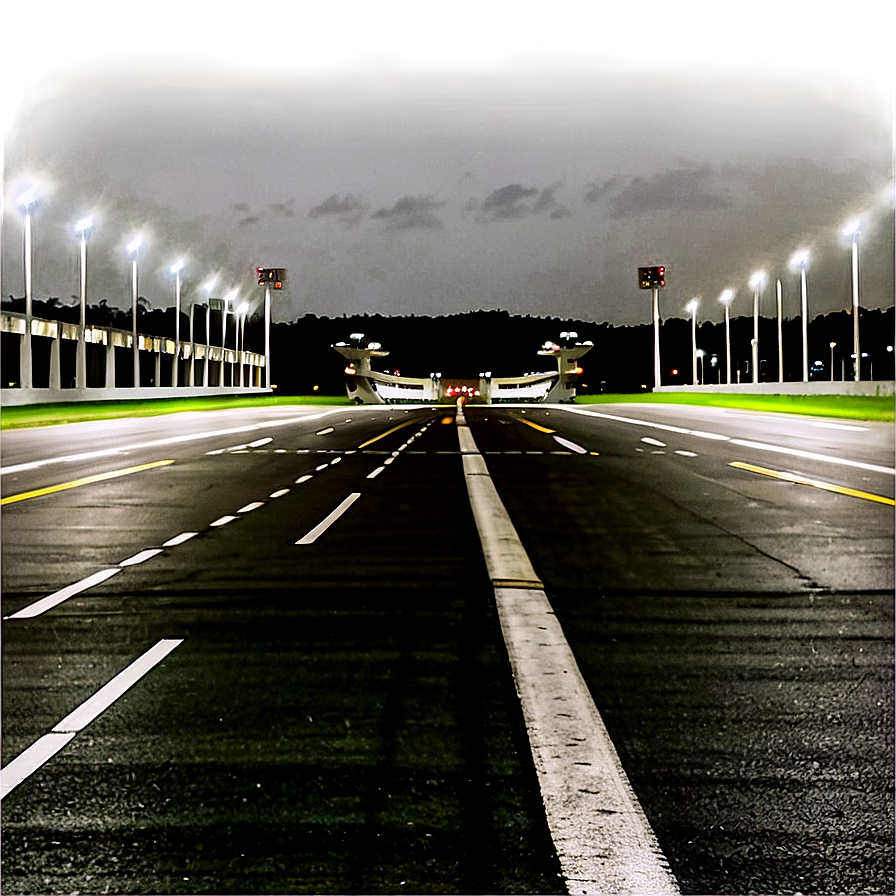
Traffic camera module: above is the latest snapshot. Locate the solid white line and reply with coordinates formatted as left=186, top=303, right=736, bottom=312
left=295, top=493, right=361, bottom=545
left=53, top=639, right=184, bottom=733
left=808, top=420, right=868, bottom=431
left=728, top=438, right=895, bottom=475
left=553, top=435, right=588, bottom=454
left=458, top=423, right=677, bottom=893
left=1, top=409, right=352, bottom=476
left=0, top=733, right=76, bottom=800
left=210, top=515, right=238, bottom=527
left=237, top=502, right=265, bottom=513
left=4, top=568, right=122, bottom=620
left=119, top=549, right=163, bottom=567
left=162, top=531, right=198, bottom=547
left=561, top=407, right=894, bottom=476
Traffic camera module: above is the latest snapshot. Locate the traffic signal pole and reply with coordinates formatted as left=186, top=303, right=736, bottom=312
left=652, top=286, right=661, bottom=390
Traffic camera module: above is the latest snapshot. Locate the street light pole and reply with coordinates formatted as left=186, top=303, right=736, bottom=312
left=203, top=277, right=216, bottom=388
left=686, top=299, right=699, bottom=385
left=776, top=279, right=783, bottom=383
left=171, top=261, right=184, bottom=387
left=829, top=342, right=836, bottom=381
left=264, top=285, right=271, bottom=389
left=791, top=250, right=810, bottom=382
left=652, top=286, right=661, bottom=390
left=75, top=216, right=93, bottom=389
left=749, top=272, right=765, bottom=383
left=720, top=290, right=733, bottom=385
left=128, top=237, right=141, bottom=387
left=844, top=220, right=861, bottom=381
left=17, top=189, right=37, bottom=389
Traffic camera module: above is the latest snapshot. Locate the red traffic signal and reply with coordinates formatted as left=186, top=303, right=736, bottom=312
left=256, top=267, right=286, bottom=289
left=638, top=265, right=666, bottom=289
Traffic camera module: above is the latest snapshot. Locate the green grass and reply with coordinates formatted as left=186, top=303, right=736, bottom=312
left=2, top=391, right=893, bottom=429
left=576, top=392, right=894, bottom=422
left=0, top=394, right=352, bottom=430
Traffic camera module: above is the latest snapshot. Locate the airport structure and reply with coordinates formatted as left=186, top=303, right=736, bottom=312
left=333, top=332, right=593, bottom=404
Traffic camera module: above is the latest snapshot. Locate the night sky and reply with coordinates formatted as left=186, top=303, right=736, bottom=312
left=2, top=1, right=893, bottom=327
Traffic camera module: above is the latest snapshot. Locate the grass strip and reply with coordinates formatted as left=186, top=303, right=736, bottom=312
left=576, top=392, right=894, bottom=422
left=0, top=394, right=351, bottom=430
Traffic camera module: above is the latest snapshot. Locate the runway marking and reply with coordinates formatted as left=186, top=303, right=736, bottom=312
left=357, top=418, right=419, bottom=449
left=519, top=418, right=555, bottom=434
left=237, top=502, right=265, bottom=513
left=0, top=460, right=175, bottom=506
left=296, top=493, right=361, bottom=544
left=163, top=532, right=198, bottom=547
left=562, top=407, right=895, bottom=476
left=1, top=639, right=184, bottom=800
left=457, top=415, right=678, bottom=893
left=730, top=462, right=895, bottom=506
left=553, top=436, right=588, bottom=454
left=119, top=549, right=163, bottom=567
left=4, top=569, right=122, bottom=620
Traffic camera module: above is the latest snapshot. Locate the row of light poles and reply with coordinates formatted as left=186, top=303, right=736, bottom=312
left=682, top=219, right=866, bottom=386
left=16, top=188, right=253, bottom=389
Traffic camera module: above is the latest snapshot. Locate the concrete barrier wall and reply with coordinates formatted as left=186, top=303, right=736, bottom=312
left=655, top=381, right=895, bottom=397
left=1, top=386, right=272, bottom=407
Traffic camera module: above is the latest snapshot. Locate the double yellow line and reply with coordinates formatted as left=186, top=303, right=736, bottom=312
left=730, top=461, right=894, bottom=506
left=2, top=460, right=175, bottom=506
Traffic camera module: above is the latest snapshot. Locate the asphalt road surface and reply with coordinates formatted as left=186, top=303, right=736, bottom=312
left=1, top=401, right=893, bottom=895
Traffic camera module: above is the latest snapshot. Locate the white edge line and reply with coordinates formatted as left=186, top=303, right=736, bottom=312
left=52, top=639, right=184, bottom=733
left=0, top=733, right=77, bottom=800
left=119, top=549, right=163, bottom=568
left=162, top=532, right=198, bottom=547
left=295, top=493, right=361, bottom=545
left=4, top=568, right=122, bottom=620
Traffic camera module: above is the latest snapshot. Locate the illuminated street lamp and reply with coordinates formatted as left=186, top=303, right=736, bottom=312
left=829, top=342, right=837, bottom=382
left=170, top=260, right=184, bottom=386
left=222, top=289, right=237, bottom=385
left=202, top=277, right=216, bottom=387
left=237, top=301, right=249, bottom=387
left=74, top=216, right=94, bottom=389
left=791, top=249, right=810, bottom=382
left=127, top=236, right=141, bottom=387
left=843, top=219, right=861, bottom=381
left=686, top=299, right=699, bottom=385
left=17, top=187, right=37, bottom=389
left=749, top=271, right=765, bottom=383
left=775, top=279, right=784, bottom=383
left=719, top=290, right=734, bottom=385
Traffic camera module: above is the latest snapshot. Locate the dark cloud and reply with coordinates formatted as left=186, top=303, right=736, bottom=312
left=481, top=184, right=539, bottom=219
left=533, top=184, right=571, bottom=220
left=608, top=166, right=728, bottom=219
left=269, top=201, right=295, bottom=218
left=308, top=194, right=369, bottom=224
left=372, top=195, right=445, bottom=230
left=238, top=215, right=259, bottom=226
left=584, top=176, right=624, bottom=203
left=231, top=202, right=251, bottom=213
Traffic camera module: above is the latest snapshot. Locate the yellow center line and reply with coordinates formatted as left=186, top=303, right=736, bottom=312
left=1, top=460, right=176, bottom=506
left=357, top=418, right=421, bottom=449
left=729, top=461, right=895, bottom=506
left=518, top=418, right=555, bottom=434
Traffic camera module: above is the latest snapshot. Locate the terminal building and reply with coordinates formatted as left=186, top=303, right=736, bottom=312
left=333, top=332, right=593, bottom=404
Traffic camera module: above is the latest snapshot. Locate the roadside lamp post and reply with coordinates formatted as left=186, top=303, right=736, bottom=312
left=843, top=220, right=861, bottom=381
left=127, top=237, right=141, bottom=387
left=829, top=342, right=836, bottom=381
left=74, top=216, right=93, bottom=389
left=170, top=260, right=184, bottom=386
left=719, top=290, right=734, bottom=385
left=202, top=277, right=216, bottom=387
left=791, top=249, right=810, bottom=382
left=749, top=272, right=765, bottom=383
left=222, top=289, right=237, bottom=386
left=17, top=188, right=37, bottom=389
left=237, top=301, right=249, bottom=387
left=686, top=299, right=699, bottom=385
left=696, top=349, right=705, bottom=385
left=776, top=279, right=784, bottom=383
